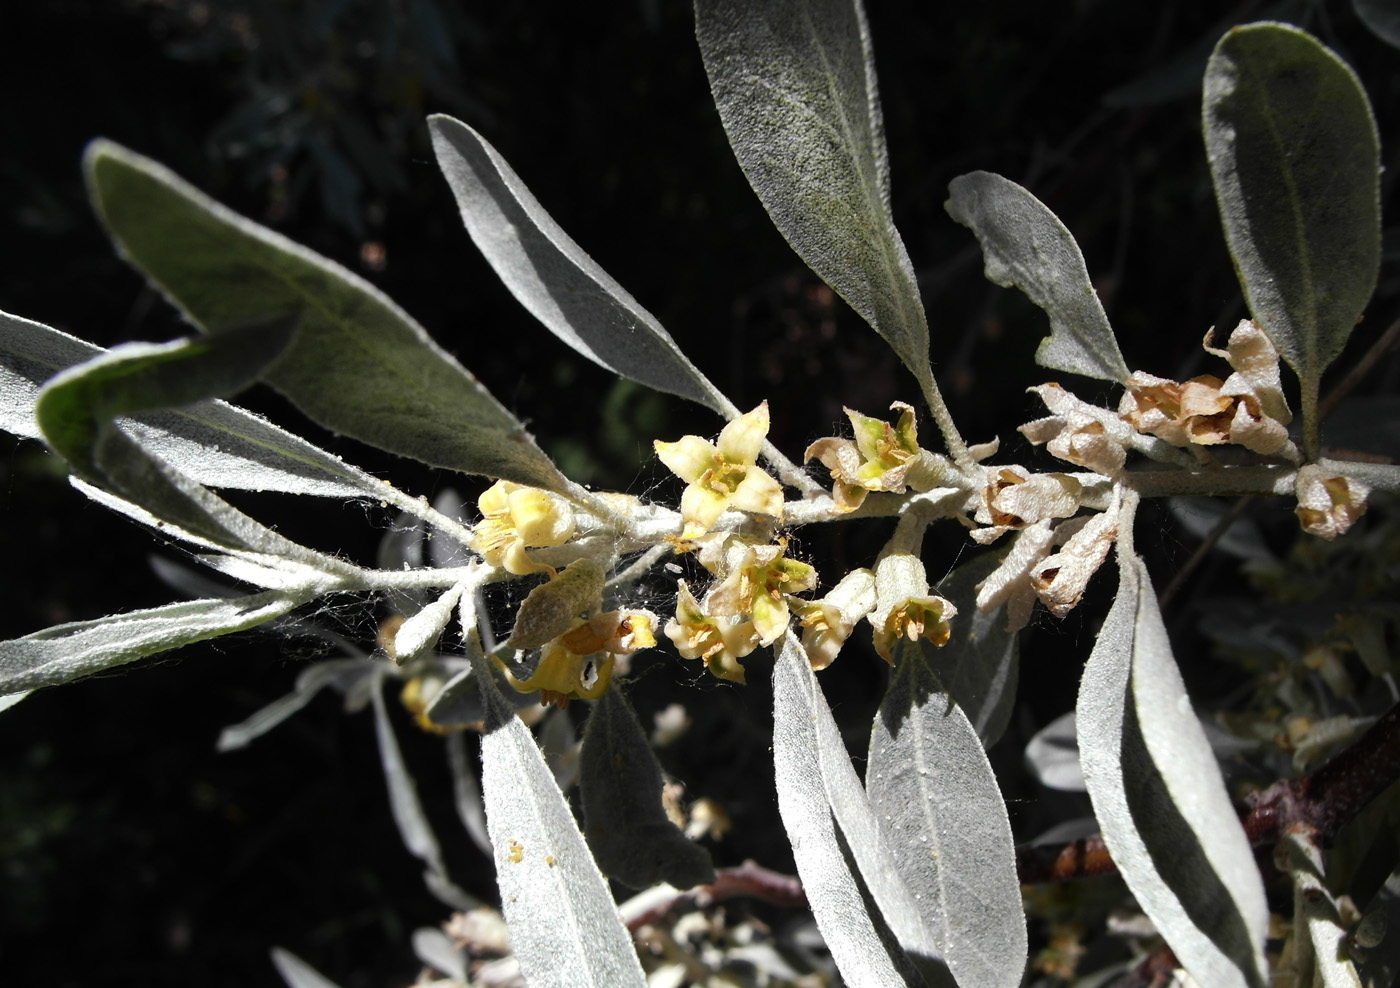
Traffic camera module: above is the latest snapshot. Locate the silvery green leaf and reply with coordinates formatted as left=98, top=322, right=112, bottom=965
left=1, top=310, right=393, bottom=500
left=929, top=551, right=1019, bottom=746
left=1280, top=830, right=1364, bottom=988
left=412, top=927, right=467, bottom=984
left=270, top=947, right=344, bottom=988
left=0, top=692, right=31, bottom=713
left=1077, top=553, right=1269, bottom=988
left=447, top=731, right=493, bottom=856
left=0, top=591, right=304, bottom=693
left=34, top=325, right=358, bottom=578
left=217, top=658, right=366, bottom=752
left=392, top=582, right=467, bottom=665
left=945, top=172, right=1129, bottom=383
left=867, top=637, right=1026, bottom=988
left=1204, top=25, right=1380, bottom=406
left=428, top=115, right=739, bottom=419
left=84, top=139, right=572, bottom=493
left=70, top=476, right=348, bottom=585
left=695, top=0, right=934, bottom=400
left=472, top=656, right=647, bottom=988
left=369, top=670, right=480, bottom=911
left=771, top=632, right=941, bottom=988
left=1025, top=711, right=1085, bottom=792
left=579, top=686, right=715, bottom=890
left=1354, top=0, right=1400, bottom=50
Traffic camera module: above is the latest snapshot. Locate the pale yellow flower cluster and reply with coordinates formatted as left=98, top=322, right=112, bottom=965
left=663, top=535, right=817, bottom=682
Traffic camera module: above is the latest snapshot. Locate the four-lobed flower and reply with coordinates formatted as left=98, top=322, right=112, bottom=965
left=654, top=402, right=785, bottom=538
left=471, top=479, right=576, bottom=576
left=805, top=402, right=924, bottom=512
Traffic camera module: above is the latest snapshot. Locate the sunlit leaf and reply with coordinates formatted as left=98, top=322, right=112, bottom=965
left=579, top=685, right=715, bottom=890
left=428, top=115, right=740, bottom=419
left=34, top=328, right=357, bottom=573
left=85, top=139, right=572, bottom=493
left=472, top=656, right=646, bottom=988
left=868, top=637, right=1026, bottom=988
left=771, top=633, right=946, bottom=988
left=1077, top=552, right=1269, bottom=988
left=1203, top=24, right=1380, bottom=416
left=0, top=592, right=305, bottom=694
left=392, top=582, right=467, bottom=665
left=695, top=0, right=935, bottom=401
left=0, top=309, right=400, bottom=500
left=1280, top=829, right=1365, bottom=988
left=945, top=171, right=1128, bottom=383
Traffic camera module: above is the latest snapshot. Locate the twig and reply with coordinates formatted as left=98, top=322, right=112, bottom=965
left=1158, top=494, right=1253, bottom=608
left=621, top=861, right=808, bottom=931
left=1105, top=942, right=1181, bottom=988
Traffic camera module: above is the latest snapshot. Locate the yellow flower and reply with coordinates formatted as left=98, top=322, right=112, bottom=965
left=471, top=480, right=575, bottom=576
left=795, top=568, right=876, bottom=669
left=664, top=580, right=758, bottom=683
left=805, top=402, right=922, bottom=512
left=498, top=609, right=657, bottom=708
left=654, top=402, right=784, bottom=537
left=704, top=541, right=818, bottom=646
left=867, top=551, right=956, bottom=664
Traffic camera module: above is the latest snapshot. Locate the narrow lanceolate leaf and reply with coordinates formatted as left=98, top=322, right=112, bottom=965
left=428, top=115, right=740, bottom=419
left=471, top=656, right=646, bottom=988
left=771, top=633, right=941, bottom=988
left=0, top=592, right=304, bottom=693
left=578, top=686, right=715, bottom=891
left=929, top=551, right=1019, bottom=746
left=945, top=172, right=1129, bottom=383
left=1203, top=24, right=1380, bottom=390
left=867, top=638, right=1026, bottom=988
left=1281, top=830, right=1364, bottom=988
left=84, top=139, right=572, bottom=493
left=36, top=318, right=295, bottom=480
left=1077, top=553, right=1269, bottom=988
left=35, top=330, right=357, bottom=573
left=1, top=310, right=395, bottom=500
left=695, top=0, right=933, bottom=395
left=370, top=672, right=480, bottom=911
left=271, top=948, right=345, bottom=988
